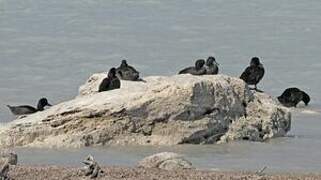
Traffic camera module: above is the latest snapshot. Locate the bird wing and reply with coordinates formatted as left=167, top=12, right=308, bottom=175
left=240, top=67, right=251, bottom=81
left=128, top=65, right=139, bottom=74
left=98, top=78, right=111, bottom=92
left=282, top=88, right=300, bottom=97
left=6, top=105, right=37, bottom=115
left=256, top=67, right=265, bottom=82
left=111, top=78, right=121, bottom=89
left=178, top=67, right=193, bottom=74
left=117, top=67, right=139, bottom=80
left=116, top=68, right=123, bottom=78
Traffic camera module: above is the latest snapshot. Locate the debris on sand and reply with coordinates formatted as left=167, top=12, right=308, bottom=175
left=81, top=155, right=104, bottom=179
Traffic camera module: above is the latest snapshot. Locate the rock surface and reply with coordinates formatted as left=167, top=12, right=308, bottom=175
left=138, top=152, right=193, bottom=170
left=220, top=93, right=291, bottom=143
left=0, top=74, right=291, bottom=148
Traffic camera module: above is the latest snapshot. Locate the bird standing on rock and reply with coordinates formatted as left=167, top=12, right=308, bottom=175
left=98, top=68, right=121, bottom=92
left=7, top=98, right=52, bottom=115
left=205, top=56, right=219, bottom=75
left=116, top=60, right=140, bottom=81
left=178, top=59, right=207, bottom=75
left=240, top=57, right=265, bottom=92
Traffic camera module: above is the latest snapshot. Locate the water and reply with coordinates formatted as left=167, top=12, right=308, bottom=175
left=1, top=0, right=321, bottom=173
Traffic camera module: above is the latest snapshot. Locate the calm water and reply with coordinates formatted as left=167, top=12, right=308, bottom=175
left=1, top=0, right=321, bottom=172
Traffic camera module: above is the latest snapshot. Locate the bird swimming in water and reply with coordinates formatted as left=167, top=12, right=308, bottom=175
left=205, top=56, right=219, bottom=75
left=178, top=59, right=207, bottom=75
left=278, top=87, right=310, bottom=107
left=240, top=57, right=265, bottom=92
left=7, top=98, right=52, bottom=115
left=116, top=60, right=140, bottom=81
left=98, top=67, right=121, bottom=92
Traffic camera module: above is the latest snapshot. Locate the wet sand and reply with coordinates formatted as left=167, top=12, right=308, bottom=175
left=5, top=165, right=321, bottom=180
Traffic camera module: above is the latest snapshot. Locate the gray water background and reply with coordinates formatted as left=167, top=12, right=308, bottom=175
left=1, top=0, right=321, bottom=173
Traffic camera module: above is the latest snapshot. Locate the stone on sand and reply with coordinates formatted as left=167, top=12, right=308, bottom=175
left=138, top=152, right=193, bottom=170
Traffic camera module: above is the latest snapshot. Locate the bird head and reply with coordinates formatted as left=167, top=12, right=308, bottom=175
left=206, top=56, right=219, bottom=66
left=195, top=59, right=205, bottom=70
left=121, top=60, right=128, bottom=67
left=108, top=68, right=117, bottom=78
left=250, top=57, right=260, bottom=66
left=37, top=98, right=52, bottom=111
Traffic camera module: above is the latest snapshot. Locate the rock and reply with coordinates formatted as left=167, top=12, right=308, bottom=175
left=138, top=152, right=193, bottom=170
left=219, top=93, right=291, bottom=143
left=0, top=74, right=291, bottom=148
left=79, top=73, right=106, bottom=96
left=0, top=151, right=17, bottom=165
left=0, top=151, right=13, bottom=180
left=0, top=162, right=10, bottom=180
left=81, top=155, right=104, bottom=178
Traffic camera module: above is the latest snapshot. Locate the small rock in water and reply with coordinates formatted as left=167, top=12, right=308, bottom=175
left=138, top=152, right=193, bottom=170
left=81, top=155, right=104, bottom=179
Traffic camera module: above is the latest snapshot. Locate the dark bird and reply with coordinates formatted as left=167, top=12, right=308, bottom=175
left=240, top=57, right=265, bottom=92
left=98, top=67, right=121, bottom=92
left=205, top=56, right=219, bottom=75
left=278, top=87, right=310, bottom=107
left=178, top=59, right=207, bottom=75
left=116, top=60, right=140, bottom=81
left=7, top=98, right=52, bottom=115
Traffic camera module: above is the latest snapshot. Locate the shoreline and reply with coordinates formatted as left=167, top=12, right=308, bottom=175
left=5, top=165, right=321, bottom=180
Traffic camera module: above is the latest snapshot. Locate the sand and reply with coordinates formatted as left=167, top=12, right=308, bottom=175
left=3, top=165, right=321, bottom=180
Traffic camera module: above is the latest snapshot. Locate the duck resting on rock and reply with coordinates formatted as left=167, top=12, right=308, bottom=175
left=98, top=67, right=121, bottom=92
left=205, top=56, right=219, bottom=75
left=7, top=98, right=52, bottom=115
left=116, top=60, right=141, bottom=81
left=178, top=59, right=207, bottom=75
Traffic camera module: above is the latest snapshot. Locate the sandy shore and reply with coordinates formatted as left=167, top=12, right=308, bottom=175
left=3, top=165, right=321, bottom=180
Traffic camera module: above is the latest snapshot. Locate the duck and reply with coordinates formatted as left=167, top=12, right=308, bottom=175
left=98, top=67, right=121, bottom=92
left=116, top=60, right=140, bottom=81
left=178, top=59, right=207, bottom=75
left=278, top=87, right=310, bottom=107
left=205, top=56, right=219, bottom=75
left=7, top=98, right=52, bottom=115
left=240, top=57, right=265, bottom=92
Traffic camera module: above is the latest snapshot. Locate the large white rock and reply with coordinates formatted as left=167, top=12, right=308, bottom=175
left=0, top=74, right=291, bottom=148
